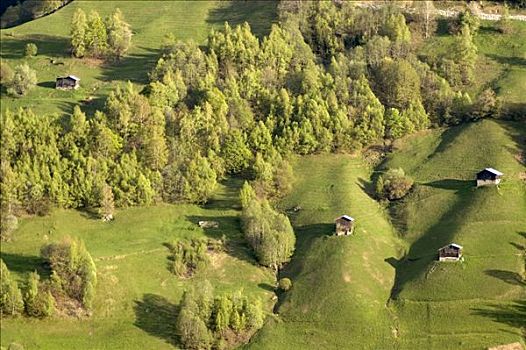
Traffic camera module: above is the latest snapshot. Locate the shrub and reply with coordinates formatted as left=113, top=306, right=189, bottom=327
left=6, top=64, right=37, bottom=96
left=166, top=238, right=211, bottom=278
left=0, top=60, right=14, bottom=85
left=278, top=277, right=292, bottom=291
left=376, top=168, right=414, bottom=200
left=24, top=43, right=38, bottom=57
left=0, top=210, right=18, bottom=242
left=0, top=259, right=24, bottom=316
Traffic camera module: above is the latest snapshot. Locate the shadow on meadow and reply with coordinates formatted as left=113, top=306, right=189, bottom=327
left=0, top=251, right=47, bottom=277
left=0, top=34, right=70, bottom=59
left=134, top=293, right=180, bottom=346
left=99, top=46, right=161, bottom=85
left=472, top=300, right=526, bottom=330
left=206, top=0, right=278, bottom=39
left=423, top=179, right=474, bottom=191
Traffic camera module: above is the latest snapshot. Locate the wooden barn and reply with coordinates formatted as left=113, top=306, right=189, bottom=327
left=476, top=168, right=503, bottom=187
left=56, top=75, right=80, bottom=90
left=335, top=215, right=355, bottom=236
left=438, top=243, right=463, bottom=262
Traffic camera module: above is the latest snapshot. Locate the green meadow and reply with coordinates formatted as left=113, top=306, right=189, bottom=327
left=0, top=180, right=276, bottom=349
left=248, top=120, right=525, bottom=349
left=0, top=0, right=277, bottom=115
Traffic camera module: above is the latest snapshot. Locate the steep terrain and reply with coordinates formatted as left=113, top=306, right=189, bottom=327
left=248, top=120, right=526, bottom=349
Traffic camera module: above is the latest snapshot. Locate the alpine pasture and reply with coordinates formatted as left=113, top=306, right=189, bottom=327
left=1, top=1, right=525, bottom=349
left=0, top=0, right=277, bottom=115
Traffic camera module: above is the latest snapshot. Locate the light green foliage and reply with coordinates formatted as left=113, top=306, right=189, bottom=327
left=375, top=59, right=421, bottom=110
left=497, top=6, right=513, bottom=34
left=375, top=168, right=414, bottom=200
left=239, top=181, right=257, bottom=209
left=98, top=183, right=115, bottom=220
left=0, top=259, right=24, bottom=316
left=24, top=43, right=37, bottom=57
left=278, top=277, right=292, bottom=291
left=70, top=8, right=87, bottom=58
left=106, top=8, right=132, bottom=59
left=166, top=238, right=210, bottom=278
left=241, top=197, right=295, bottom=269
left=23, top=271, right=56, bottom=318
left=0, top=60, right=14, bottom=85
left=177, top=282, right=265, bottom=349
left=40, top=237, right=97, bottom=310
left=381, top=12, right=411, bottom=43
left=6, top=64, right=37, bottom=96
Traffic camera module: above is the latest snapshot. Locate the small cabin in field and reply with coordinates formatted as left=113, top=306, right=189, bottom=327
left=438, top=243, right=463, bottom=262
left=476, top=168, right=503, bottom=187
left=56, top=75, right=80, bottom=90
left=335, top=215, right=355, bottom=236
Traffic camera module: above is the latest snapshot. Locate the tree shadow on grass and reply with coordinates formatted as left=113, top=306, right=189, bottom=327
left=206, top=0, right=278, bottom=39
left=37, top=81, right=56, bottom=89
left=134, top=293, right=180, bottom=346
left=99, top=46, right=162, bottom=84
left=472, top=300, right=526, bottom=330
left=0, top=252, right=47, bottom=277
left=422, top=179, right=474, bottom=191
left=485, top=270, right=525, bottom=286
left=0, top=35, right=70, bottom=59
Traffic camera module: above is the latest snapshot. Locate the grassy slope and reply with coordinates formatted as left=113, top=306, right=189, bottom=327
left=420, top=20, right=526, bottom=106
left=0, top=180, right=275, bottom=349
left=248, top=120, right=525, bottom=350
left=0, top=0, right=277, bottom=115
left=385, top=120, right=526, bottom=349
left=247, top=155, right=401, bottom=349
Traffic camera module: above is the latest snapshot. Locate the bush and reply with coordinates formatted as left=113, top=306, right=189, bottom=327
left=6, top=64, right=37, bottom=96
left=24, top=43, right=38, bottom=57
left=376, top=168, right=413, bottom=200
left=0, top=210, right=18, bottom=242
left=167, top=238, right=211, bottom=278
left=0, top=60, right=14, bottom=85
left=0, top=259, right=24, bottom=316
left=278, top=277, right=292, bottom=291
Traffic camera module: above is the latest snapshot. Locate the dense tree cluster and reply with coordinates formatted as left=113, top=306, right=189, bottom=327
left=176, top=281, right=264, bottom=349
left=1, top=259, right=56, bottom=318
left=70, top=8, right=132, bottom=59
left=167, top=237, right=223, bottom=278
left=40, top=237, right=97, bottom=311
left=240, top=183, right=295, bottom=269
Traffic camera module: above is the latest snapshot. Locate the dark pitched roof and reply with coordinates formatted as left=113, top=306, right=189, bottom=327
left=336, top=215, right=354, bottom=222
left=439, top=243, right=463, bottom=251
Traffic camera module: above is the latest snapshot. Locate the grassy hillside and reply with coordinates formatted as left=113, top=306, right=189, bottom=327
left=0, top=180, right=276, bottom=349
left=385, top=119, right=526, bottom=349
left=420, top=19, right=526, bottom=109
left=0, top=0, right=277, bottom=115
left=247, top=155, right=402, bottom=349
left=248, top=120, right=525, bottom=350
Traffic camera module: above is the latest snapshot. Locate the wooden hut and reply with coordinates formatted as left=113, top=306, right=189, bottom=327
left=438, top=243, right=463, bottom=262
left=476, top=168, right=503, bottom=187
left=335, top=215, right=355, bottom=236
left=56, top=75, right=80, bottom=90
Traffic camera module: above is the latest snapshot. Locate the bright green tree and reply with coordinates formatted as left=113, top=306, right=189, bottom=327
left=71, top=8, right=88, bottom=58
